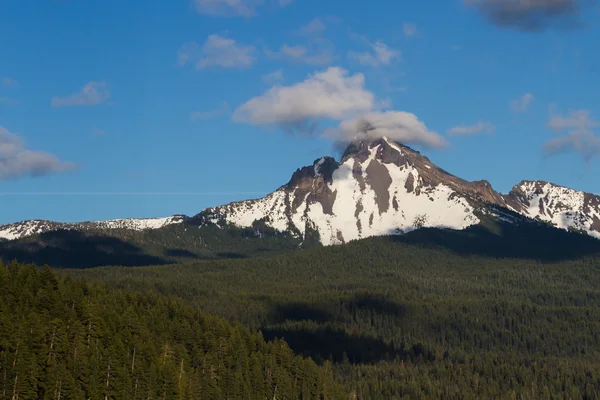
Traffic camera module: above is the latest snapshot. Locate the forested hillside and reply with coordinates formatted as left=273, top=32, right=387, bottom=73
left=0, top=222, right=304, bottom=268
left=75, top=235, right=600, bottom=399
left=0, top=261, right=345, bottom=400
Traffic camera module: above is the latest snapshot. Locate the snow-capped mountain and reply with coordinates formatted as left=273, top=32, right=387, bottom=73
left=506, top=181, right=600, bottom=239
left=195, top=137, right=600, bottom=243
left=0, top=215, right=187, bottom=241
left=2, top=137, right=599, bottom=244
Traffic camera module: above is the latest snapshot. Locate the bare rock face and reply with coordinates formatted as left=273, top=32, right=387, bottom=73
left=2, top=137, right=599, bottom=244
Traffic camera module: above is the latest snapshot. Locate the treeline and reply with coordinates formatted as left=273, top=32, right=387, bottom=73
left=0, top=261, right=345, bottom=399
left=75, top=236, right=600, bottom=399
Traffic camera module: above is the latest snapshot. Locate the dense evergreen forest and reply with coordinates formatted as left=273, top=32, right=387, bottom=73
left=72, top=234, right=600, bottom=399
left=0, top=261, right=345, bottom=399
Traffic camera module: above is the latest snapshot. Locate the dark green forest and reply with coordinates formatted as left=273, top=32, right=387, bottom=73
left=72, top=234, right=600, bottom=399
left=0, top=261, right=345, bottom=399
left=3, top=220, right=600, bottom=399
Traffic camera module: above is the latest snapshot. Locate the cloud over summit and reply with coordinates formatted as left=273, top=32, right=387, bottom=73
left=234, top=66, right=447, bottom=148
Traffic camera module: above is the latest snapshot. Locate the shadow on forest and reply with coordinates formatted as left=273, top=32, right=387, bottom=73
left=348, top=293, right=409, bottom=318
left=164, top=248, right=198, bottom=258
left=262, top=326, right=434, bottom=365
left=271, top=302, right=334, bottom=324
left=216, top=252, right=249, bottom=259
left=394, top=222, right=600, bottom=262
left=264, top=294, right=416, bottom=364
left=0, top=230, right=170, bottom=269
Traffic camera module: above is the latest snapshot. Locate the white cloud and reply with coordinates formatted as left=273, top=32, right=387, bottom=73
left=93, top=129, right=106, bottom=136
left=51, top=81, right=110, bottom=107
left=447, top=121, right=495, bottom=135
left=234, top=66, right=443, bottom=147
left=510, top=93, right=535, bottom=113
left=191, top=101, right=231, bottom=121
left=325, top=111, right=448, bottom=149
left=545, top=109, right=600, bottom=160
left=1, top=77, right=17, bottom=87
left=0, top=126, right=75, bottom=180
left=262, top=69, right=284, bottom=85
left=348, top=41, right=400, bottom=67
left=233, top=67, right=373, bottom=125
left=402, top=23, right=418, bottom=37
left=179, top=35, right=255, bottom=69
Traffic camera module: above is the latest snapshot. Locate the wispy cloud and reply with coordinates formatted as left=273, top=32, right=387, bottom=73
left=265, top=44, right=334, bottom=66
left=348, top=40, right=400, bottom=67
left=545, top=108, right=600, bottom=160
left=191, top=101, right=231, bottom=121
left=194, top=0, right=261, bottom=17
left=0, top=97, right=19, bottom=105
left=447, top=121, right=495, bottom=135
left=1, top=77, right=18, bottom=87
left=179, top=35, right=255, bottom=69
left=93, top=129, right=106, bottom=136
left=0, top=126, right=75, bottom=180
left=464, top=0, right=590, bottom=32
left=510, top=93, right=535, bottom=113
left=402, top=23, right=418, bottom=37
left=262, top=69, right=284, bottom=85
left=297, top=18, right=327, bottom=36
left=51, top=81, right=110, bottom=107
left=193, top=0, right=291, bottom=17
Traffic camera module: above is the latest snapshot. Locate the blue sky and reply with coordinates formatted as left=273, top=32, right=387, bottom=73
left=1, top=0, right=599, bottom=224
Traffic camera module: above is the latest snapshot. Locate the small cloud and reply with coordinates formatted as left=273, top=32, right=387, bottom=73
left=193, top=0, right=262, bottom=17
left=402, top=23, right=418, bottom=37
left=348, top=40, right=400, bottom=67
left=51, top=81, right=110, bottom=107
left=93, top=129, right=106, bottom=136
left=297, top=18, right=327, bottom=36
left=447, top=121, right=495, bottom=135
left=325, top=111, right=448, bottom=149
left=179, top=35, right=255, bottom=69
left=510, top=93, right=535, bottom=113
left=233, top=66, right=374, bottom=127
left=0, top=126, right=75, bottom=180
left=262, top=69, right=284, bottom=85
left=1, top=77, right=18, bottom=87
left=265, top=44, right=334, bottom=66
left=450, top=44, right=462, bottom=51
left=191, top=101, right=231, bottom=121
left=465, top=0, right=590, bottom=32
left=545, top=108, right=600, bottom=161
